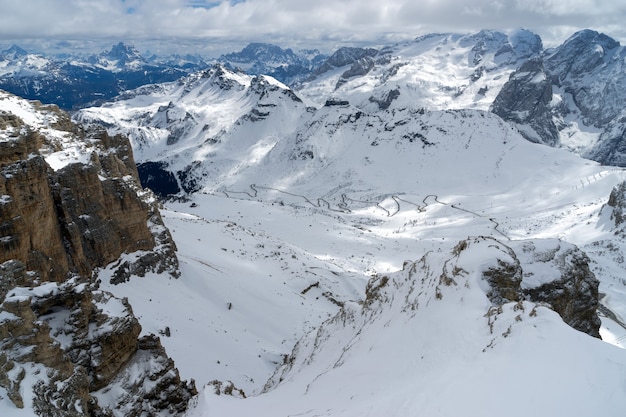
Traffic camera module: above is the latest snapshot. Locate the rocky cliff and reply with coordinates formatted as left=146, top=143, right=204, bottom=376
left=0, top=91, right=178, bottom=282
left=491, top=29, right=626, bottom=165
left=603, top=180, right=626, bottom=232
left=264, top=236, right=602, bottom=396
left=0, top=91, right=194, bottom=415
left=491, top=57, right=559, bottom=146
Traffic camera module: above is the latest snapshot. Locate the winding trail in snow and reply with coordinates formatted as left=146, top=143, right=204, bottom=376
left=222, top=184, right=510, bottom=239
left=598, top=303, right=626, bottom=333
left=224, top=184, right=351, bottom=213
left=449, top=201, right=510, bottom=240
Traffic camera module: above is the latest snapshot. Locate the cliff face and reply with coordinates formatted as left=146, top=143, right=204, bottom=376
left=491, top=57, right=560, bottom=146
left=0, top=91, right=194, bottom=415
left=0, top=92, right=178, bottom=281
left=0, top=261, right=196, bottom=416
left=491, top=30, right=626, bottom=166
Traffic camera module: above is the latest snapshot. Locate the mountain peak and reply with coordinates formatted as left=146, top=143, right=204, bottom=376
left=564, top=29, right=620, bottom=50
left=509, top=28, right=543, bottom=56
left=105, top=42, right=144, bottom=62
left=221, top=42, right=297, bottom=64
left=219, top=42, right=326, bottom=85
left=2, top=44, right=28, bottom=59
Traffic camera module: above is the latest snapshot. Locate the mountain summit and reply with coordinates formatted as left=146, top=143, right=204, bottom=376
left=89, top=41, right=147, bottom=71
left=492, top=29, right=626, bottom=165
left=1, top=44, right=28, bottom=59
left=219, top=42, right=326, bottom=85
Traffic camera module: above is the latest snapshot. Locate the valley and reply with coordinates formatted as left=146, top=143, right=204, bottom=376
left=3, top=26, right=626, bottom=417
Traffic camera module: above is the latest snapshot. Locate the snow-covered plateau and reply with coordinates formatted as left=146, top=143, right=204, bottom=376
left=3, top=28, right=626, bottom=417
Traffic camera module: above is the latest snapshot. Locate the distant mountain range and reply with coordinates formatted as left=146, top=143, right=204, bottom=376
left=4, top=29, right=618, bottom=174
left=0, top=42, right=325, bottom=110
left=73, top=29, right=626, bottom=192
left=0, top=42, right=207, bottom=110
left=4, top=28, right=626, bottom=417
left=219, top=42, right=327, bottom=86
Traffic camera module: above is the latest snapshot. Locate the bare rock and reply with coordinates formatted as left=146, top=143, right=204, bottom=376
left=510, top=239, right=601, bottom=338
left=0, top=91, right=191, bottom=415
left=491, top=57, right=560, bottom=146
left=0, top=91, right=179, bottom=283
left=1, top=156, right=70, bottom=282
left=0, top=263, right=195, bottom=415
left=605, top=180, right=626, bottom=229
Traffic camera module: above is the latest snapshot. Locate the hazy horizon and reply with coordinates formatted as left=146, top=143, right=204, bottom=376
left=2, top=0, right=626, bottom=58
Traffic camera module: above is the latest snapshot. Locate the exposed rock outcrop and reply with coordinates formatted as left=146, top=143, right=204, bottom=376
left=584, top=112, right=626, bottom=167
left=491, top=57, right=559, bottom=146
left=311, top=47, right=379, bottom=78
left=511, top=239, right=601, bottom=338
left=0, top=261, right=197, bottom=415
left=0, top=91, right=179, bottom=282
left=603, top=180, right=626, bottom=232
left=543, top=29, right=622, bottom=127
left=442, top=237, right=599, bottom=338
left=335, top=56, right=376, bottom=89
left=0, top=91, right=193, bottom=415
left=491, top=29, right=626, bottom=165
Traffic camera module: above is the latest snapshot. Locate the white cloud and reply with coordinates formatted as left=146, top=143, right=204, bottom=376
left=1, top=0, right=625, bottom=55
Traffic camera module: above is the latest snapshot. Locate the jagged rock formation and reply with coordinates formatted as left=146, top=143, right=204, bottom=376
left=543, top=30, right=622, bottom=127
left=264, top=236, right=602, bottom=397
left=219, top=42, right=326, bottom=85
left=584, top=111, right=626, bottom=166
left=462, top=28, right=543, bottom=68
left=0, top=92, right=178, bottom=282
left=0, top=261, right=197, bottom=416
left=511, top=239, right=601, bottom=338
left=491, top=57, right=559, bottom=146
left=604, top=180, right=626, bottom=232
left=311, top=46, right=379, bottom=78
left=492, top=29, right=626, bottom=165
left=89, top=42, right=147, bottom=70
left=0, top=91, right=194, bottom=415
left=452, top=237, right=600, bottom=337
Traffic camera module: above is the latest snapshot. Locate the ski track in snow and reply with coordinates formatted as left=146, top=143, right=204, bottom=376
left=94, top=158, right=626, bottom=416
left=66, top=36, right=626, bottom=416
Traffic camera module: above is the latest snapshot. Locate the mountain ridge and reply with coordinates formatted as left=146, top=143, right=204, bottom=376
left=3, top=27, right=626, bottom=417
left=0, top=43, right=205, bottom=110
left=492, top=29, right=626, bottom=166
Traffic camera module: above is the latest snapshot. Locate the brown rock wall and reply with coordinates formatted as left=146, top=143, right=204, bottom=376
left=1, top=157, right=70, bottom=281
left=0, top=92, right=190, bottom=415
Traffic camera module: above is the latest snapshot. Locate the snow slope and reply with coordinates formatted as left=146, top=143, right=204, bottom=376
left=298, top=29, right=542, bottom=112
left=190, top=238, right=626, bottom=417
left=73, top=40, right=626, bottom=417
left=89, top=105, right=626, bottom=416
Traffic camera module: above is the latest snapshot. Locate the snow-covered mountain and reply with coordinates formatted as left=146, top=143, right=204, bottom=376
left=493, top=29, right=626, bottom=166
left=75, top=63, right=309, bottom=196
left=297, top=29, right=543, bottom=112
left=73, top=44, right=626, bottom=416
left=200, top=237, right=622, bottom=417
left=87, top=42, right=148, bottom=71
left=0, top=43, right=205, bottom=110
left=5, top=28, right=626, bottom=417
left=219, top=42, right=326, bottom=85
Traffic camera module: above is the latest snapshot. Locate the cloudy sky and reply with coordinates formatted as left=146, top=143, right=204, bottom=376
left=2, top=0, right=626, bottom=56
